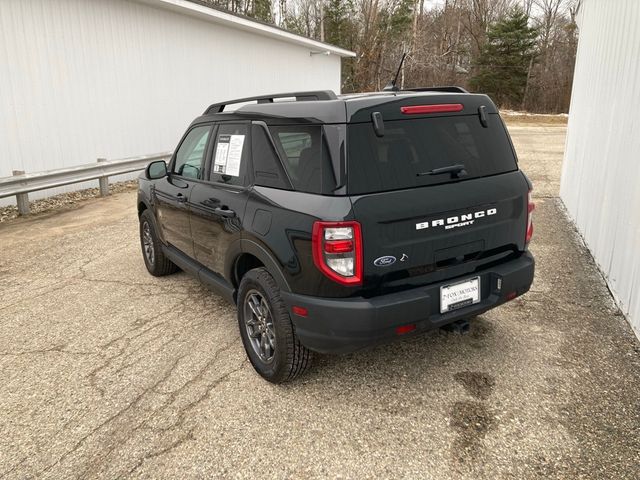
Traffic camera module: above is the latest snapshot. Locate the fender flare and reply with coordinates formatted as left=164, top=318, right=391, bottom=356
left=137, top=193, right=151, bottom=216
left=137, top=195, right=167, bottom=244
left=236, top=238, right=291, bottom=293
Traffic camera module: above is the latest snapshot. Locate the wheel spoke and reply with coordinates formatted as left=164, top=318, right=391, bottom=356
left=246, top=318, right=260, bottom=338
left=243, top=289, right=276, bottom=363
left=249, top=329, right=261, bottom=339
left=142, top=222, right=155, bottom=264
left=266, top=327, right=275, bottom=342
left=266, top=333, right=275, bottom=351
left=247, top=296, right=261, bottom=319
left=260, top=298, right=270, bottom=319
left=260, top=333, right=269, bottom=356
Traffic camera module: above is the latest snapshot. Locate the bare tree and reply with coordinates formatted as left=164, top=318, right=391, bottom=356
left=194, top=0, right=580, bottom=112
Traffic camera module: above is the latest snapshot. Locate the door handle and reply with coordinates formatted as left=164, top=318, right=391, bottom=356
left=176, top=193, right=187, bottom=203
left=214, top=206, right=236, bottom=218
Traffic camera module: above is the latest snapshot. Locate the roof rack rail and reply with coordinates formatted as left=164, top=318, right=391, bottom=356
left=204, top=90, right=338, bottom=114
left=402, top=86, right=469, bottom=94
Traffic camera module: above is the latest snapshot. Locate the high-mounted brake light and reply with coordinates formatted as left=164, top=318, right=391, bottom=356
left=525, top=190, right=535, bottom=245
left=312, top=221, right=363, bottom=286
left=401, top=104, right=464, bottom=115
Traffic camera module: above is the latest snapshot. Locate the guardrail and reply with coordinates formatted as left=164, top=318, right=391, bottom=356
left=0, top=152, right=172, bottom=215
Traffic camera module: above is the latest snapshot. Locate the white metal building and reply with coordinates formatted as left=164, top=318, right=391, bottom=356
left=0, top=0, right=354, bottom=204
left=560, top=0, right=640, bottom=339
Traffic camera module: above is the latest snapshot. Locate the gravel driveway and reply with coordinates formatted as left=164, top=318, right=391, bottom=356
left=1, top=122, right=639, bottom=479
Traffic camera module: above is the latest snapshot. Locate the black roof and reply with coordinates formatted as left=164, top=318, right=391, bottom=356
left=192, top=88, right=498, bottom=126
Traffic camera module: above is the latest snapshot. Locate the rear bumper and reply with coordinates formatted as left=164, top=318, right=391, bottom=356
left=282, top=252, right=534, bottom=354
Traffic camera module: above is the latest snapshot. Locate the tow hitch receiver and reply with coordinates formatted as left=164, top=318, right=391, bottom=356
left=440, top=319, right=471, bottom=334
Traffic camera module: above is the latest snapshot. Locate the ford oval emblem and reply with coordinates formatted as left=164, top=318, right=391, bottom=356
left=374, top=255, right=396, bottom=267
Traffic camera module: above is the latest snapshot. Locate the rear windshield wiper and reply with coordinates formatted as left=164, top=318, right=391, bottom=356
left=417, top=164, right=467, bottom=178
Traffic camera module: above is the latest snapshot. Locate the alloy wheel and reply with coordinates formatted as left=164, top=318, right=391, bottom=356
left=142, top=221, right=155, bottom=265
left=243, top=290, right=276, bottom=363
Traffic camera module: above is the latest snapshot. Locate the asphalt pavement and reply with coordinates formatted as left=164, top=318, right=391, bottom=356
left=1, top=122, right=639, bottom=479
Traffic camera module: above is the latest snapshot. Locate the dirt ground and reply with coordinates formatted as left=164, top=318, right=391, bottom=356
left=1, top=121, right=639, bottom=479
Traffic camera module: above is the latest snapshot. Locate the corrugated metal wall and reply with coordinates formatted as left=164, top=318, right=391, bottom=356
left=560, top=0, right=640, bottom=339
left=0, top=0, right=342, bottom=203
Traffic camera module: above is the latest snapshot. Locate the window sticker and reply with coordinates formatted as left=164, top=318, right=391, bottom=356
left=213, top=134, right=244, bottom=177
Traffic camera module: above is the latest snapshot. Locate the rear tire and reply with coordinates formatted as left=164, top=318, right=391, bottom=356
left=237, top=268, right=313, bottom=383
left=139, top=210, right=178, bottom=277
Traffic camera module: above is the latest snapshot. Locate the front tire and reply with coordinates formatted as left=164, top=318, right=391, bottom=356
left=139, top=209, right=178, bottom=277
left=238, top=268, right=313, bottom=383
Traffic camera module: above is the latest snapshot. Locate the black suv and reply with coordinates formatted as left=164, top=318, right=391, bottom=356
left=138, top=88, right=535, bottom=383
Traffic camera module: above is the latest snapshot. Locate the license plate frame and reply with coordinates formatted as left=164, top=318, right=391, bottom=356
left=440, top=276, right=481, bottom=313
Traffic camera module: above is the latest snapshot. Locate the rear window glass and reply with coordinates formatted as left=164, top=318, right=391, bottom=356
left=347, top=114, right=517, bottom=194
left=269, top=125, right=337, bottom=194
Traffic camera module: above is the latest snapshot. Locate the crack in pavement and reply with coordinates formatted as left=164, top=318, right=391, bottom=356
left=76, top=356, right=246, bottom=479
left=86, top=296, right=216, bottom=397
left=121, top=362, right=247, bottom=478
left=0, top=348, right=98, bottom=357
left=35, top=353, right=189, bottom=477
left=121, top=427, right=197, bottom=479
left=0, top=456, right=29, bottom=480
left=147, top=340, right=242, bottom=433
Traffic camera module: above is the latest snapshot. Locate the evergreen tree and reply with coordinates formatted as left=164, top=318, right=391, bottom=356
left=385, top=0, right=414, bottom=41
left=470, top=7, right=538, bottom=107
left=253, top=0, right=272, bottom=23
left=324, top=0, right=354, bottom=48
left=322, top=0, right=357, bottom=90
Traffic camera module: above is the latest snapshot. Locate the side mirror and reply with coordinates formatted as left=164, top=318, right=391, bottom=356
left=146, top=160, right=167, bottom=180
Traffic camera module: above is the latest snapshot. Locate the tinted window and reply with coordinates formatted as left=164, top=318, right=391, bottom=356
left=174, top=125, right=211, bottom=179
left=347, top=114, right=518, bottom=194
left=210, top=124, right=249, bottom=186
left=269, top=125, right=336, bottom=194
left=279, top=131, right=312, bottom=159
left=252, top=126, right=291, bottom=190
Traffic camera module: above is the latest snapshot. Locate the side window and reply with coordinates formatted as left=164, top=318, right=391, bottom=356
left=209, top=124, right=249, bottom=186
left=251, top=125, right=291, bottom=190
left=269, top=125, right=336, bottom=194
left=173, top=125, right=211, bottom=179
left=278, top=132, right=312, bottom=160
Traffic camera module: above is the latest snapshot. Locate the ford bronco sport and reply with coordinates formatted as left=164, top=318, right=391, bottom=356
left=138, top=88, right=535, bottom=383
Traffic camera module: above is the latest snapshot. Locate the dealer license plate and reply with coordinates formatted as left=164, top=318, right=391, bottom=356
left=440, top=276, right=481, bottom=313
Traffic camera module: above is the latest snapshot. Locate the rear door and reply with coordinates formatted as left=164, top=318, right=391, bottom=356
left=347, top=111, right=529, bottom=290
left=189, top=122, right=251, bottom=275
left=155, top=124, right=212, bottom=258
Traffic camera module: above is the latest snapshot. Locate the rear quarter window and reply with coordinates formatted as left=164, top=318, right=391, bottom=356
left=269, top=125, right=337, bottom=194
left=251, top=125, right=291, bottom=190
left=347, top=114, right=517, bottom=194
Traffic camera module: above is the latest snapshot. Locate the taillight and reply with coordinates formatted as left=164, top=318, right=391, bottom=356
left=401, top=104, right=464, bottom=115
left=525, top=190, right=535, bottom=245
left=312, top=221, right=363, bottom=286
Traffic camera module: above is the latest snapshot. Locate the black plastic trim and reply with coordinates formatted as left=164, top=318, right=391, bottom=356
left=239, top=238, right=292, bottom=293
left=282, top=251, right=534, bottom=354
left=163, top=244, right=235, bottom=304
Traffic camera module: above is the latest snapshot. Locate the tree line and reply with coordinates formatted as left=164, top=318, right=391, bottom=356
left=198, top=0, right=580, bottom=113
